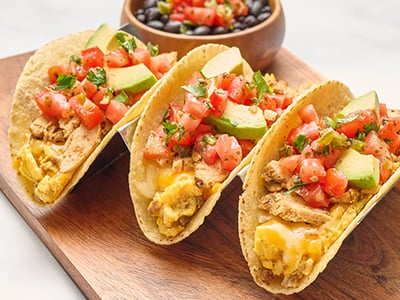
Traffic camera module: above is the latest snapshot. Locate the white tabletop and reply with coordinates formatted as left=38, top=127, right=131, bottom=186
left=1, top=0, right=399, bottom=298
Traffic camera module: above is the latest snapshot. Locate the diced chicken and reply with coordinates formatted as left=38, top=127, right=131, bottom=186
left=171, top=157, right=194, bottom=174
left=194, top=161, right=229, bottom=191
left=257, top=192, right=331, bottom=226
left=261, top=160, right=291, bottom=192
left=60, top=124, right=102, bottom=173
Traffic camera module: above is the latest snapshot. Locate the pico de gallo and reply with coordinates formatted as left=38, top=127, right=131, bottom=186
left=35, top=32, right=173, bottom=130
left=277, top=101, right=400, bottom=208
left=144, top=71, right=294, bottom=171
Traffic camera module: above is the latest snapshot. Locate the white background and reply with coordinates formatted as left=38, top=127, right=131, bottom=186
left=0, top=0, right=399, bottom=298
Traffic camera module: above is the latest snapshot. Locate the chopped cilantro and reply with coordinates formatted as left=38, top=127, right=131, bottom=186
left=116, top=32, right=137, bottom=54
left=70, top=55, right=81, bottom=65
left=253, top=71, right=272, bottom=103
left=163, top=120, right=179, bottom=145
left=87, top=68, right=107, bottom=87
left=147, top=42, right=159, bottom=57
left=54, top=74, right=76, bottom=90
left=293, top=133, right=311, bottom=152
left=181, top=83, right=207, bottom=98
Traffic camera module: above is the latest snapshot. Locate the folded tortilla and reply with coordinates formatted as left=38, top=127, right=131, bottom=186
left=238, top=80, right=400, bottom=294
left=8, top=26, right=176, bottom=205
left=128, top=44, right=306, bottom=244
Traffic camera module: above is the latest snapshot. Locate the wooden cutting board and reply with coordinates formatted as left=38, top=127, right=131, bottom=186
left=1, top=49, right=400, bottom=299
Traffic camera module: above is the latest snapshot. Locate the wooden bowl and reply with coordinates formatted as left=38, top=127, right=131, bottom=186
left=121, top=0, right=285, bottom=70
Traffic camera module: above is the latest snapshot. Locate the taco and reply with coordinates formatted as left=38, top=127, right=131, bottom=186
left=8, top=23, right=177, bottom=205
left=128, top=44, right=307, bottom=244
left=238, top=80, right=400, bottom=294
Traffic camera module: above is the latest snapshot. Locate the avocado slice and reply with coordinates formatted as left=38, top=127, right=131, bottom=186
left=201, top=47, right=244, bottom=79
left=206, top=100, right=267, bottom=140
left=107, top=64, right=157, bottom=94
left=85, top=23, right=116, bottom=52
left=340, top=90, right=380, bottom=119
left=335, top=148, right=380, bottom=189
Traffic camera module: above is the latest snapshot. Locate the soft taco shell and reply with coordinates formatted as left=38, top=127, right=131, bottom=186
left=238, top=80, right=400, bottom=294
left=8, top=29, right=167, bottom=205
left=128, top=43, right=261, bottom=244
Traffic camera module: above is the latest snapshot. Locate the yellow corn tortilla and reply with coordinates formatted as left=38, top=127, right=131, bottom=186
left=8, top=28, right=175, bottom=205
left=238, top=80, right=400, bottom=294
left=128, top=43, right=305, bottom=245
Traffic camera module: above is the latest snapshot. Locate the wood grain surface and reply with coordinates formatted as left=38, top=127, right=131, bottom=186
left=1, top=49, right=399, bottom=299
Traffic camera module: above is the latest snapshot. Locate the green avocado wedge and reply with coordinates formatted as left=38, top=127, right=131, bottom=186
left=206, top=100, right=267, bottom=140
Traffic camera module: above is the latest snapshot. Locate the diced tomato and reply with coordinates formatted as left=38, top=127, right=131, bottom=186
left=81, top=78, right=98, bottom=99
left=214, top=5, right=235, bottom=28
left=319, top=147, right=345, bottom=169
left=227, top=0, right=248, bottom=16
left=299, top=158, right=326, bottom=184
left=287, top=121, right=320, bottom=148
left=91, top=87, right=110, bottom=110
left=238, top=139, right=255, bottom=157
left=183, top=92, right=209, bottom=118
left=378, top=116, right=400, bottom=154
left=183, top=7, right=215, bottom=26
left=298, top=104, right=319, bottom=123
left=34, top=90, right=72, bottom=118
left=170, top=13, right=185, bottom=22
left=149, top=53, right=172, bottom=79
left=105, top=48, right=130, bottom=68
left=81, top=46, right=104, bottom=70
left=48, top=65, right=70, bottom=83
left=323, top=168, right=348, bottom=197
left=143, top=127, right=171, bottom=160
left=192, top=0, right=206, bottom=7
left=227, top=75, right=248, bottom=104
left=209, top=88, right=228, bottom=117
left=379, top=103, right=388, bottom=118
left=364, top=130, right=391, bottom=158
left=203, top=144, right=218, bottom=165
left=215, top=134, right=242, bottom=171
left=279, top=154, right=301, bottom=174
left=364, top=130, right=393, bottom=183
left=105, top=100, right=129, bottom=124
left=336, top=109, right=378, bottom=138
left=69, top=94, right=104, bottom=129
left=167, top=101, right=184, bottom=122
left=215, top=73, right=236, bottom=90
left=296, top=184, right=330, bottom=208
left=176, top=111, right=202, bottom=133
left=131, top=48, right=151, bottom=68
left=258, top=94, right=277, bottom=112
left=69, top=61, right=87, bottom=81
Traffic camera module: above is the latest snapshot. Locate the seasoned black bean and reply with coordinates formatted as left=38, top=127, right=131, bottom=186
left=147, top=20, right=164, bottom=30
left=193, top=26, right=212, bottom=35
left=164, top=21, right=182, bottom=33
left=135, top=0, right=272, bottom=35
left=145, top=7, right=161, bottom=22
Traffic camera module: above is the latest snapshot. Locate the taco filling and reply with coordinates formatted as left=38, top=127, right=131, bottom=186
left=252, top=92, right=400, bottom=289
left=11, top=24, right=176, bottom=204
left=142, top=67, right=297, bottom=238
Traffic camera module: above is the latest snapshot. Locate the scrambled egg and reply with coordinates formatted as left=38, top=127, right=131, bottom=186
left=148, top=177, right=204, bottom=237
left=254, top=198, right=371, bottom=288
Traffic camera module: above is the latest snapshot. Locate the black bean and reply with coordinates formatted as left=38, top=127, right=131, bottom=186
left=143, top=0, right=157, bottom=9
left=243, top=15, right=258, bottom=27
left=233, top=21, right=244, bottom=30
left=213, top=26, right=229, bottom=34
left=145, top=7, right=161, bottom=22
left=135, top=8, right=145, bottom=16
left=257, top=11, right=271, bottom=23
left=164, top=21, right=182, bottom=33
left=250, top=1, right=263, bottom=16
left=261, top=5, right=272, bottom=13
left=136, top=13, right=146, bottom=23
left=160, top=14, right=169, bottom=23
left=193, top=26, right=212, bottom=35
left=146, top=20, right=164, bottom=30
